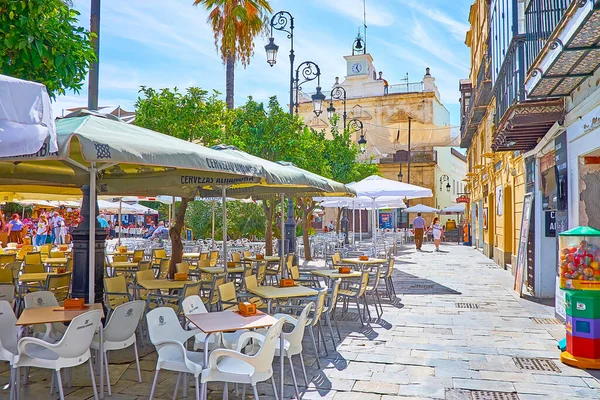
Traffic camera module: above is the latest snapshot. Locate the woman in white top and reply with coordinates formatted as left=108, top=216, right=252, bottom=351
left=429, top=217, right=444, bottom=252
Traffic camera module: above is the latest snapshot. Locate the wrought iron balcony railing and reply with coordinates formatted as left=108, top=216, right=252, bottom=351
left=525, top=0, right=571, bottom=70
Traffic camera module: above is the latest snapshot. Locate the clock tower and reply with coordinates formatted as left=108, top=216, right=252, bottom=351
left=339, top=33, right=384, bottom=98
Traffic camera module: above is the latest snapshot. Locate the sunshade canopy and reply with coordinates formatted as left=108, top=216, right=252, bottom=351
left=347, top=175, right=432, bottom=199
left=0, top=74, right=57, bottom=157
left=196, top=145, right=355, bottom=198
left=403, top=204, right=440, bottom=213
left=317, top=195, right=406, bottom=209
left=440, top=204, right=466, bottom=214
left=0, top=114, right=269, bottom=197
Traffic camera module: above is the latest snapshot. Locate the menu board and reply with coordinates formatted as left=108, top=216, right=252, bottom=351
left=515, top=193, right=534, bottom=297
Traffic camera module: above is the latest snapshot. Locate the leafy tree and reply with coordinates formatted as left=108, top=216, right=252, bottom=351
left=185, top=200, right=265, bottom=241
left=134, top=86, right=227, bottom=278
left=135, top=87, right=227, bottom=145
left=0, top=0, right=96, bottom=97
left=193, top=0, right=272, bottom=109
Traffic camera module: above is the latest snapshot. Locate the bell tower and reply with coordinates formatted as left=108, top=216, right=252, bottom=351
left=340, top=31, right=383, bottom=98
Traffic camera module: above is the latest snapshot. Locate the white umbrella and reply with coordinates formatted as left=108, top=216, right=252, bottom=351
left=347, top=175, right=432, bottom=252
left=441, top=204, right=466, bottom=213
left=403, top=204, right=440, bottom=213
left=0, top=74, right=57, bottom=157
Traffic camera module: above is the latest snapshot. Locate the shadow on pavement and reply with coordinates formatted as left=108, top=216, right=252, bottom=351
left=392, top=270, right=462, bottom=295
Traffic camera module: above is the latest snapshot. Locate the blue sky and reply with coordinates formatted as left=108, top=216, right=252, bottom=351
left=55, top=0, right=471, bottom=127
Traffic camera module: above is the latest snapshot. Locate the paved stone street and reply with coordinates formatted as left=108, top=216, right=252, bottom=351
left=3, top=243, right=600, bottom=399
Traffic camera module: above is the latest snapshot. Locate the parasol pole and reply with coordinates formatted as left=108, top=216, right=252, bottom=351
left=222, top=187, right=228, bottom=275
left=352, top=201, right=355, bottom=245
left=359, top=204, right=363, bottom=242
left=211, top=200, right=216, bottom=250
left=117, top=198, right=122, bottom=245
left=280, top=193, right=285, bottom=278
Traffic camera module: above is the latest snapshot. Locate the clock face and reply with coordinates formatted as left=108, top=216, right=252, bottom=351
left=351, top=62, right=363, bottom=74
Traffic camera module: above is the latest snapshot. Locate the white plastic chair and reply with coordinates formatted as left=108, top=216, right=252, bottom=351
left=13, top=309, right=102, bottom=400
left=253, top=302, right=314, bottom=398
left=146, top=307, right=204, bottom=400
left=23, top=291, right=67, bottom=342
left=200, top=318, right=285, bottom=400
left=0, top=284, right=15, bottom=306
left=0, top=300, right=18, bottom=400
left=90, top=300, right=145, bottom=396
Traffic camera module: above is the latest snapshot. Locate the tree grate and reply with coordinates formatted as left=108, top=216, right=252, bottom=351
left=456, top=302, right=480, bottom=309
left=530, top=317, right=562, bottom=325
left=513, top=357, right=561, bottom=372
left=470, top=390, right=520, bottom=400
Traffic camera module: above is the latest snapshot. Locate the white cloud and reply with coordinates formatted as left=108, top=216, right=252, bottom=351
left=315, top=0, right=394, bottom=27
left=399, top=0, right=469, bottom=41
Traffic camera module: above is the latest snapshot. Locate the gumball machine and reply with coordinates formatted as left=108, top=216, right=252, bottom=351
left=558, top=226, right=600, bottom=290
left=559, top=226, right=600, bottom=369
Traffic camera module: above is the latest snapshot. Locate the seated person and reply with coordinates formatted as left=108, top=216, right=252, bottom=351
left=150, top=221, right=169, bottom=239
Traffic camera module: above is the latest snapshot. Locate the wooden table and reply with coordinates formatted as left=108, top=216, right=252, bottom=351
left=17, top=303, right=107, bottom=398
left=186, top=310, right=284, bottom=399
left=137, top=279, right=195, bottom=291
left=198, top=266, right=244, bottom=275
left=248, top=285, right=318, bottom=313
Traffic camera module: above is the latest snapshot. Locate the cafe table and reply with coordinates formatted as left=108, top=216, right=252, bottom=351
left=247, top=285, right=318, bottom=313
left=243, top=256, right=280, bottom=263
left=198, top=266, right=244, bottom=275
left=137, top=279, right=195, bottom=291
left=16, top=303, right=107, bottom=398
left=311, top=269, right=362, bottom=285
left=106, top=250, right=135, bottom=256
left=341, top=257, right=387, bottom=268
left=185, top=310, right=285, bottom=400
left=183, top=252, right=205, bottom=259
left=106, top=261, right=139, bottom=277
left=44, top=257, right=69, bottom=267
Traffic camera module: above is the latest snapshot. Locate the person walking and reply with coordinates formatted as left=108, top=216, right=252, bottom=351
left=35, top=215, right=49, bottom=247
left=7, top=214, right=24, bottom=244
left=430, top=217, right=444, bottom=252
left=50, top=211, right=65, bottom=245
left=412, top=213, right=426, bottom=251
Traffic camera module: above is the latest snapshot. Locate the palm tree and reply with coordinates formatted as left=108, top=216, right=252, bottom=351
left=194, top=0, right=272, bottom=109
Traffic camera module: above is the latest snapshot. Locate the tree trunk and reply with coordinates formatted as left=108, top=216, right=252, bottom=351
left=225, top=55, right=235, bottom=109
left=335, top=207, right=342, bottom=234
left=168, top=197, right=190, bottom=279
left=302, top=214, right=311, bottom=261
left=263, top=199, right=274, bottom=256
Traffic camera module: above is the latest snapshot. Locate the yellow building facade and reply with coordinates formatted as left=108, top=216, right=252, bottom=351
left=461, top=0, right=525, bottom=271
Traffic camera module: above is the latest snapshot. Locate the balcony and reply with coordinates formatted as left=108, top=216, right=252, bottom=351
left=474, top=54, right=493, bottom=108
left=459, top=82, right=487, bottom=148
left=493, top=38, right=565, bottom=152
left=525, top=0, right=600, bottom=98
left=525, top=0, right=571, bottom=67
left=384, top=82, right=424, bottom=95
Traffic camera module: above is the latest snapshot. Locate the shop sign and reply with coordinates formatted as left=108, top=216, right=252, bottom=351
left=545, top=210, right=556, bottom=237
left=456, top=195, right=470, bottom=203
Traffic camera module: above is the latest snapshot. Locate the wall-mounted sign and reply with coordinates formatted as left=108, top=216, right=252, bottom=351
left=496, top=186, right=503, bottom=216
left=545, top=211, right=556, bottom=237
left=456, top=195, right=470, bottom=203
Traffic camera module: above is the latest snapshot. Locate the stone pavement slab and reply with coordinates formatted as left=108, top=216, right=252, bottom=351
left=4, top=243, right=600, bottom=399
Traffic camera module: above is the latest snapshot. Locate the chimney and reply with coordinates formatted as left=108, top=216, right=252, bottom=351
left=423, top=67, right=440, bottom=98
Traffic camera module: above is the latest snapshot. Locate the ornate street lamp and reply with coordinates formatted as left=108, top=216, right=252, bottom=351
left=265, top=37, right=279, bottom=67
left=349, top=118, right=365, bottom=153
left=266, top=11, right=294, bottom=114
left=440, top=174, right=451, bottom=192
left=327, top=81, right=347, bottom=128
left=397, top=164, right=404, bottom=182
left=293, top=61, right=323, bottom=117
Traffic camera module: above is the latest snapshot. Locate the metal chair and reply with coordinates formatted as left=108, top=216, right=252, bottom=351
left=44, top=272, right=71, bottom=304
left=337, top=271, right=371, bottom=327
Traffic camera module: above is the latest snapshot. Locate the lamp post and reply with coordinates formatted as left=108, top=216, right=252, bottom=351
left=266, top=11, right=294, bottom=115
left=327, top=80, right=347, bottom=128
left=397, top=163, right=403, bottom=182
left=349, top=118, right=365, bottom=153
left=440, top=174, right=451, bottom=192
left=266, top=12, right=324, bottom=257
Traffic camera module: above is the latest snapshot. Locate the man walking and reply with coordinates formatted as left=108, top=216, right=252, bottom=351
left=413, top=212, right=426, bottom=251
left=50, top=212, right=65, bottom=245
